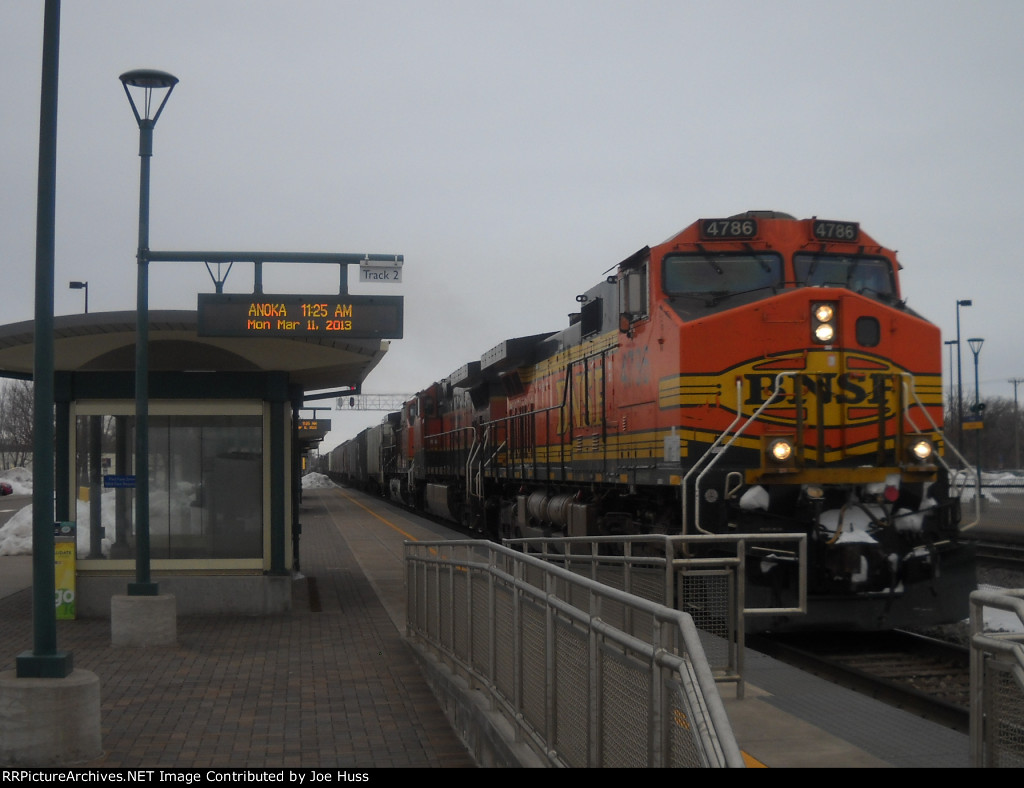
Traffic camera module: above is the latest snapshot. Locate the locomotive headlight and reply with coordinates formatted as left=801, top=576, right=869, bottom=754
left=762, top=434, right=799, bottom=472
left=814, top=304, right=834, bottom=322
left=908, top=436, right=935, bottom=463
left=769, top=437, right=793, bottom=462
left=811, top=302, right=838, bottom=344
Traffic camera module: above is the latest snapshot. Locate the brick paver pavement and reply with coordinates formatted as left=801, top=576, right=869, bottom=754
left=0, top=488, right=475, bottom=768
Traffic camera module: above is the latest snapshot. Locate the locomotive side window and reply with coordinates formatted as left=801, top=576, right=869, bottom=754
left=793, top=254, right=896, bottom=300
left=618, top=263, right=648, bottom=322
left=662, top=253, right=782, bottom=303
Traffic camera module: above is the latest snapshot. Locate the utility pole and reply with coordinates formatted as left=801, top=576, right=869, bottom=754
left=1011, top=378, right=1024, bottom=470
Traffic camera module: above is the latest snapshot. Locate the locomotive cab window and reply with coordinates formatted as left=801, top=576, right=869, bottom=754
left=662, top=252, right=783, bottom=305
left=618, top=262, right=649, bottom=323
left=793, top=254, right=896, bottom=300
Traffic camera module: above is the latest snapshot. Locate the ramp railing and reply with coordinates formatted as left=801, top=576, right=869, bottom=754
left=504, top=532, right=808, bottom=698
left=970, top=588, right=1024, bottom=767
left=405, top=539, right=745, bottom=768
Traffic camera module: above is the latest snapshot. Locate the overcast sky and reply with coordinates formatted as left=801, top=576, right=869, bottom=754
left=3, top=1, right=1023, bottom=452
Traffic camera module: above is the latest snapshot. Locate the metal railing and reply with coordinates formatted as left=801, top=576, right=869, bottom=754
left=505, top=532, right=808, bottom=699
left=405, top=539, right=745, bottom=768
left=969, top=588, right=1024, bottom=767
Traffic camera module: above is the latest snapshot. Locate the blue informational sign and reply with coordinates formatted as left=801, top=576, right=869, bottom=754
left=103, top=474, right=136, bottom=488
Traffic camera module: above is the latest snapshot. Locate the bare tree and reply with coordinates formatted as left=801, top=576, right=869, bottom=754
left=943, top=394, right=1024, bottom=472
left=0, top=379, right=34, bottom=469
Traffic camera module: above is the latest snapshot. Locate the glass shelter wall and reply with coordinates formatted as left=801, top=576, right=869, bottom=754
left=73, top=403, right=264, bottom=565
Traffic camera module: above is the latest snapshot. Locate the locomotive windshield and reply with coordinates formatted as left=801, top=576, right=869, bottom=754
left=793, top=253, right=897, bottom=301
left=662, top=252, right=783, bottom=305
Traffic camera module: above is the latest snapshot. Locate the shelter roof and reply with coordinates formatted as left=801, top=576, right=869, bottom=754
left=0, top=310, right=388, bottom=392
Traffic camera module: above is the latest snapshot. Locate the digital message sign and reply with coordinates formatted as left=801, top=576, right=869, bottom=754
left=296, top=419, right=331, bottom=439
left=197, top=293, right=403, bottom=339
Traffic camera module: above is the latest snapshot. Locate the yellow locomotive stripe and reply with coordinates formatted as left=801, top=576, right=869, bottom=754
left=514, top=424, right=935, bottom=469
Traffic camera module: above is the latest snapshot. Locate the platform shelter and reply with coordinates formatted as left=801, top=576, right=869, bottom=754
left=0, top=309, right=388, bottom=616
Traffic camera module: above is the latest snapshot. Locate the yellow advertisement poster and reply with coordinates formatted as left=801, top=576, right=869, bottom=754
left=55, top=537, right=76, bottom=620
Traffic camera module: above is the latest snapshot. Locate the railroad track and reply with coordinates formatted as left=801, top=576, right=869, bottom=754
left=972, top=539, right=1024, bottom=571
left=749, top=629, right=971, bottom=733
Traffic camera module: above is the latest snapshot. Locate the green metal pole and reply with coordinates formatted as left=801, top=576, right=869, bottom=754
left=129, top=119, right=158, bottom=595
left=974, top=355, right=982, bottom=477
left=17, top=0, right=72, bottom=678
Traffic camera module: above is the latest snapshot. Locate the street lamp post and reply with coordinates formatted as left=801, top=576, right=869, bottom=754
left=120, top=69, right=177, bottom=596
left=69, top=280, right=88, bottom=313
left=15, top=0, right=72, bottom=679
left=1011, top=378, right=1024, bottom=470
left=956, top=299, right=972, bottom=451
left=944, top=339, right=957, bottom=428
left=968, top=337, right=984, bottom=501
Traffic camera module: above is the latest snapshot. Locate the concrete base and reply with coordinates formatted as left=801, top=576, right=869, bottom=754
left=111, top=594, right=177, bottom=646
left=79, top=575, right=291, bottom=618
left=0, top=669, right=102, bottom=766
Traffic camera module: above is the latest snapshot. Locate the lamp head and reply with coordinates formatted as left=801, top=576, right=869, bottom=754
left=968, top=337, right=984, bottom=356
left=119, top=69, right=178, bottom=126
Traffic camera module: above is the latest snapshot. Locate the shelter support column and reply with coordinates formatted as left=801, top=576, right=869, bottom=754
left=270, top=399, right=287, bottom=575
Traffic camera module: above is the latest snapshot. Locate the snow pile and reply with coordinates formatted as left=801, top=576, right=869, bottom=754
left=0, top=467, right=32, bottom=495
left=302, top=472, right=338, bottom=489
left=0, top=505, right=31, bottom=556
left=0, top=494, right=115, bottom=558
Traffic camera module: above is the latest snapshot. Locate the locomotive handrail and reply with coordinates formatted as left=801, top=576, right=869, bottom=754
left=685, top=374, right=795, bottom=535
left=478, top=439, right=507, bottom=504
left=898, top=375, right=982, bottom=530
left=422, top=421, right=480, bottom=506
left=682, top=378, right=746, bottom=535
left=464, top=428, right=483, bottom=508
left=482, top=403, right=563, bottom=480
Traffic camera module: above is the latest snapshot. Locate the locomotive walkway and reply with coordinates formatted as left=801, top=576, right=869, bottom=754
left=0, top=485, right=975, bottom=768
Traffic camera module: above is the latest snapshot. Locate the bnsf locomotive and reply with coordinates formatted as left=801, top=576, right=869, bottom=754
left=329, top=211, right=975, bottom=631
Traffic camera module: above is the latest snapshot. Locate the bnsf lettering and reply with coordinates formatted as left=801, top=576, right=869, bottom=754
left=744, top=373, right=893, bottom=407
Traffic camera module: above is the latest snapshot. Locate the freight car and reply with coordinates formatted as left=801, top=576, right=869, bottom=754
left=329, top=211, right=976, bottom=631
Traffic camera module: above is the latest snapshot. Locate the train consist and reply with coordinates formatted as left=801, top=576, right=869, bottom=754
left=327, top=211, right=975, bottom=631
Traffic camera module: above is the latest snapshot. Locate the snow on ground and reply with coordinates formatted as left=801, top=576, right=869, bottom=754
left=301, top=472, right=338, bottom=489
left=0, top=466, right=32, bottom=495
left=0, top=491, right=121, bottom=558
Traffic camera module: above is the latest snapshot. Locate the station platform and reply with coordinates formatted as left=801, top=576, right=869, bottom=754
left=0, top=485, right=970, bottom=768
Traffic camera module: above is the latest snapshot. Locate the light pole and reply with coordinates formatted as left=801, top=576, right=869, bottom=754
left=69, top=280, right=88, bottom=313
left=968, top=337, right=984, bottom=481
left=120, top=68, right=177, bottom=596
left=944, top=339, right=957, bottom=427
left=956, top=299, right=972, bottom=452
left=16, top=0, right=71, bottom=679
left=1011, top=378, right=1024, bottom=470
